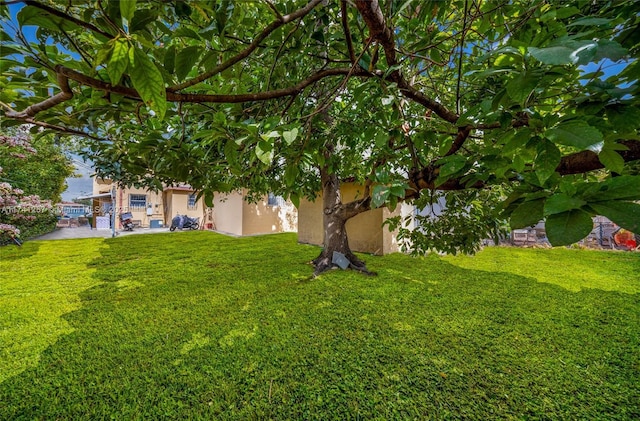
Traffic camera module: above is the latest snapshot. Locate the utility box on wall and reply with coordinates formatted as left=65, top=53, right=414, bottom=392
left=150, top=219, right=163, bottom=229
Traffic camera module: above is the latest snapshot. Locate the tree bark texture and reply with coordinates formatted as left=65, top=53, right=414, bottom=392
left=312, top=168, right=374, bottom=276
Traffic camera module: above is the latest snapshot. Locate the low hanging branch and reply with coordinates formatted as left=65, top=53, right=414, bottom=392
left=5, top=72, right=73, bottom=119
left=4, top=65, right=365, bottom=121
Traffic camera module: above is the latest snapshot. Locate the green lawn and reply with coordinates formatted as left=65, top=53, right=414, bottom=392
left=1, top=232, right=638, bottom=420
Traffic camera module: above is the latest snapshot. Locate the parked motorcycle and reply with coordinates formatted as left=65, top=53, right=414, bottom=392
left=119, top=212, right=134, bottom=231
left=170, top=215, right=199, bottom=231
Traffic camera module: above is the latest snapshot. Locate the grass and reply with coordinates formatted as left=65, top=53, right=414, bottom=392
left=1, top=232, right=638, bottom=420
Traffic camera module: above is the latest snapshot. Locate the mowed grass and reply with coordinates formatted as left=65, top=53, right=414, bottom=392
left=0, top=232, right=638, bottom=420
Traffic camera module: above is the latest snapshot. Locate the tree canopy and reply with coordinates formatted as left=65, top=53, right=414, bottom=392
left=1, top=0, right=639, bottom=267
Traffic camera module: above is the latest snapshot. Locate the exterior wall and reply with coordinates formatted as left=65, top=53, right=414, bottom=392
left=164, top=189, right=202, bottom=225
left=241, top=194, right=297, bottom=236
left=213, top=190, right=298, bottom=236
left=212, top=191, right=244, bottom=236
left=298, top=182, right=406, bottom=255
left=92, top=179, right=164, bottom=228
left=297, top=197, right=323, bottom=246
left=118, top=186, right=163, bottom=228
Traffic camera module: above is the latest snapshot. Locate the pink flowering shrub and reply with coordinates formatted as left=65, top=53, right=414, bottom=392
left=0, top=133, right=56, bottom=244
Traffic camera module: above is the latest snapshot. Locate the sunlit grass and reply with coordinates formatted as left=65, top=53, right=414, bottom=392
left=1, top=232, right=638, bottom=419
left=442, top=246, right=640, bottom=293
left=0, top=239, right=103, bottom=383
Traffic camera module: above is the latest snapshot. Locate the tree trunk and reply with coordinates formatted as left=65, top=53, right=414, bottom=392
left=312, top=168, right=374, bottom=276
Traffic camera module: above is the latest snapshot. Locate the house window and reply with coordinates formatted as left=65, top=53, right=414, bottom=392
left=188, top=193, right=197, bottom=209
left=129, top=194, right=147, bottom=211
left=267, top=193, right=284, bottom=207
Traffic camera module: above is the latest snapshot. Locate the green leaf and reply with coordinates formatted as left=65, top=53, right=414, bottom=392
left=130, top=8, right=158, bottom=32
left=543, top=194, right=586, bottom=216
left=284, top=165, right=299, bottom=187
left=509, top=198, right=544, bottom=229
left=175, top=45, right=201, bottom=81
left=589, top=201, right=640, bottom=233
left=0, top=46, right=20, bottom=57
left=164, top=45, right=176, bottom=75
left=129, top=46, right=167, bottom=120
left=502, top=128, right=531, bottom=154
left=93, top=42, right=113, bottom=68
left=175, top=27, right=201, bottom=40
left=528, top=46, right=574, bottom=65
left=388, top=195, right=398, bottom=212
left=567, top=17, right=611, bottom=27
left=505, top=71, right=539, bottom=103
left=598, top=148, right=625, bottom=174
left=374, top=131, right=388, bottom=148
left=260, top=131, right=280, bottom=141
left=282, top=128, right=299, bottom=145
left=358, top=53, right=371, bottom=71
left=605, top=105, right=640, bottom=132
left=289, top=192, right=300, bottom=209
left=17, top=5, right=80, bottom=32
left=437, top=156, right=467, bottom=178
left=584, top=176, right=640, bottom=202
left=223, top=139, right=238, bottom=166
left=107, top=38, right=130, bottom=85
left=204, top=191, right=214, bottom=208
left=545, top=120, right=603, bottom=151
left=120, top=0, right=136, bottom=23
left=173, top=2, right=192, bottom=18
left=390, top=185, right=406, bottom=198
left=381, top=95, right=395, bottom=106
left=593, top=40, right=627, bottom=62
left=546, top=210, right=594, bottom=246
left=534, top=140, right=561, bottom=185
left=372, top=185, right=390, bottom=208
left=255, top=141, right=273, bottom=165
left=529, top=42, right=597, bottom=65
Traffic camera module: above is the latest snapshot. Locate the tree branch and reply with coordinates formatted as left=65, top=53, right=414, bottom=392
left=456, top=0, right=469, bottom=115
left=3, top=65, right=364, bottom=121
left=444, top=126, right=472, bottom=157
left=555, top=140, right=640, bottom=175
left=353, top=0, right=459, bottom=124
left=405, top=140, right=640, bottom=199
left=56, top=65, right=360, bottom=104
left=167, top=0, right=325, bottom=92
left=20, top=119, right=103, bottom=140
left=341, top=0, right=356, bottom=64
left=5, top=71, right=73, bottom=118
left=21, top=0, right=113, bottom=39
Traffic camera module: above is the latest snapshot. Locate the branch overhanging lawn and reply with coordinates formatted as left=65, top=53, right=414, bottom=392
left=2, top=0, right=640, bottom=216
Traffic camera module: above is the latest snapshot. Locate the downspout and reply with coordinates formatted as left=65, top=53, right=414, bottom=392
left=111, top=186, right=116, bottom=238
left=119, top=186, right=124, bottom=230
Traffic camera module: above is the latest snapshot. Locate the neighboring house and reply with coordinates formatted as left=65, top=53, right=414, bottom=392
left=213, top=190, right=297, bottom=236
left=92, top=178, right=173, bottom=228
left=90, top=177, right=297, bottom=234
left=297, top=182, right=414, bottom=255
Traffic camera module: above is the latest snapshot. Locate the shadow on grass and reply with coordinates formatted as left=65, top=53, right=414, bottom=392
left=0, top=241, right=41, bottom=260
left=1, top=234, right=638, bottom=420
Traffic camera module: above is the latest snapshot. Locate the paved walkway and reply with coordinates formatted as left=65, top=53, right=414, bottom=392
left=34, top=226, right=171, bottom=241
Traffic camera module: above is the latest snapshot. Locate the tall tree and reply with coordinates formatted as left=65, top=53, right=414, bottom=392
left=1, top=0, right=639, bottom=272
